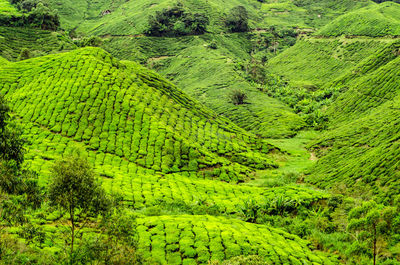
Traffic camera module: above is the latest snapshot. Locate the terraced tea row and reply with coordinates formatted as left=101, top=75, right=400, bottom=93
left=135, top=215, right=337, bottom=264
left=0, top=26, right=75, bottom=60
left=23, top=120, right=328, bottom=213
left=326, top=40, right=400, bottom=123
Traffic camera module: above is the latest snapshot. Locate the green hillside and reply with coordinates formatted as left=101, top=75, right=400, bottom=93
left=46, top=0, right=265, bottom=35
left=307, top=41, right=400, bottom=200
left=316, top=2, right=400, bottom=37
left=268, top=37, right=390, bottom=87
left=0, top=46, right=341, bottom=264
left=3, top=0, right=400, bottom=264
left=260, top=0, right=373, bottom=29
left=46, top=0, right=373, bottom=36
left=0, top=47, right=281, bottom=183
left=102, top=33, right=305, bottom=138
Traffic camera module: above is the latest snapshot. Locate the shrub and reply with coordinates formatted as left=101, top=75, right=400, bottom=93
left=18, top=48, right=31, bottom=61
left=230, top=89, right=247, bottom=105
left=208, top=40, right=218, bottom=49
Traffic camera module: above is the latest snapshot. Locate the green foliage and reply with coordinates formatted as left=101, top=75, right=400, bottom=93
left=347, top=201, right=396, bottom=264
left=230, top=89, right=247, bottom=105
left=48, top=155, right=111, bottom=262
left=48, top=155, right=111, bottom=216
left=0, top=0, right=19, bottom=15
left=0, top=95, right=24, bottom=169
left=0, top=2, right=60, bottom=30
left=18, top=47, right=30, bottom=60
left=75, top=36, right=103, bottom=47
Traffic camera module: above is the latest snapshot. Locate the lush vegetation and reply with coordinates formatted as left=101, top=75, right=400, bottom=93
left=0, top=0, right=60, bottom=30
left=2, top=0, right=400, bottom=264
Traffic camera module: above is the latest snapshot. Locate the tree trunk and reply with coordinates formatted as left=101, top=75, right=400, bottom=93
left=373, top=225, right=377, bottom=265
left=70, top=204, right=75, bottom=265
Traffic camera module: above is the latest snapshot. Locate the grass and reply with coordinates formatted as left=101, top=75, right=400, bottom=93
left=247, top=131, right=320, bottom=187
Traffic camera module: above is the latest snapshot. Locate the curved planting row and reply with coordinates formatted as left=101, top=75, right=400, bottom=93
left=136, top=215, right=337, bottom=264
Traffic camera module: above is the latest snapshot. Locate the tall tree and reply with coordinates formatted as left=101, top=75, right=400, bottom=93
left=48, top=155, right=111, bottom=264
left=347, top=201, right=395, bottom=265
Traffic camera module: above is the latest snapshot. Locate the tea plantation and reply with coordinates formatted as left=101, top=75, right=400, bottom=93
left=0, top=47, right=282, bottom=183
left=2, top=0, right=400, bottom=264
left=135, top=215, right=336, bottom=264
left=0, top=26, right=75, bottom=60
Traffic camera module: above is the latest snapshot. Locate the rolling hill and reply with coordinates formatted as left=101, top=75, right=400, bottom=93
left=0, top=47, right=281, bottom=183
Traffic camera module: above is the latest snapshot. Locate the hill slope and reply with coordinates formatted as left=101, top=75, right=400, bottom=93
left=307, top=42, right=400, bottom=200
left=46, top=0, right=373, bottom=35
left=0, top=26, right=76, bottom=61
left=316, top=2, right=400, bottom=37
left=267, top=37, right=391, bottom=87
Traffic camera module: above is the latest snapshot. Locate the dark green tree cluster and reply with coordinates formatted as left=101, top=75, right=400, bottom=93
left=229, top=89, right=248, bottom=105
left=0, top=1, right=59, bottom=30
left=0, top=95, right=40, bottom=203
left=146, top=3, right=209, bottom=37
left=225, top=6, right=249, bottom=32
